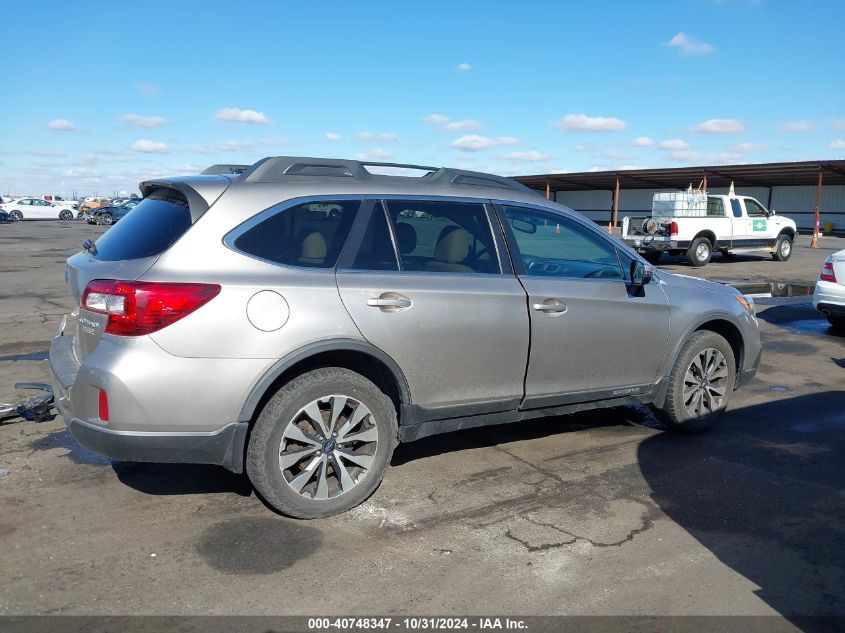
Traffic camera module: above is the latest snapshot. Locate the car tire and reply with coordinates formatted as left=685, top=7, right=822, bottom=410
left=643, top=252, right=662, bottom=264
left=59, top=209, right=73, bottom=221
left=99, top=213, right=113, bottom=225
left=827, top=315, right=845, bottom=331
left=9, top=210, right=23, bottom=222
left=246, top=367, right=398, bottom=519
left=656, top=330, right=736, bottom=433
left=772, top=233, right=793, bottom=261
left=687, top=237, right=712, bottom=267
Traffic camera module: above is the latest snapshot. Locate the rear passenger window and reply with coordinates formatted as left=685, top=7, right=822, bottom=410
left=91, top=188, right=192, bottom=261
left=233, top=200, right=360, bottom=268
left=383, top=200, right=499, bottom=274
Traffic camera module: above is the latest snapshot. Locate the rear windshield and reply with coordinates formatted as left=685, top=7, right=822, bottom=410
left=91, top=188, right=192, bottom=261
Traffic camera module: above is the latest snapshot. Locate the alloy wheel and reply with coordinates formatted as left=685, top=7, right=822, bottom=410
left=683, top=347, right=728, bottom=418
left=279, top=394, right=378, bottom=501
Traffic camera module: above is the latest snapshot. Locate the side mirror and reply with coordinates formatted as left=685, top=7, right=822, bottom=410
left=769, top=209, right=776, bottom=216
left=631, top=260, right=654, bottom=287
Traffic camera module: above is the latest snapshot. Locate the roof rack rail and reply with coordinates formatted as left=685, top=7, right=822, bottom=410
left=237, top=156, right=535, bottom=194
left=200, top=164, right=250, bottom=175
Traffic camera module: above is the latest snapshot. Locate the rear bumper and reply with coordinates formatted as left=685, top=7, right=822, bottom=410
left=49, top=330, right=248, bottom=473
left=65, top=417, right=247, bottom=472
left=623, top=237, right=690, bottom=252
left=813, top=280, right=845, bottom=314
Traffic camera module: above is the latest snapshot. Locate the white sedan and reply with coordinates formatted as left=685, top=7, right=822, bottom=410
left=1, top=197, right=77, bottom=221
left=813, top=249, right=845, bottom=330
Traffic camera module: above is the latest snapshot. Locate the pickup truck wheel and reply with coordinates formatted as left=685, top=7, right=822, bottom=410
left=772, top=234, right=793, bottom=261
left=643, top=252, right=662, bottom=264
left=246, top=367, right=398, bottom=518
left=657, top=330, right=736, bottom=433
left=687, top=237, right=712, bottom=267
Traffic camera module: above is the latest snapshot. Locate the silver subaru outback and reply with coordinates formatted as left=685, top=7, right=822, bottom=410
left=49, top=157, right=762, bottom=518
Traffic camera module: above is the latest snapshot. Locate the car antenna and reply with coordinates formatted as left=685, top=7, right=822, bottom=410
left=82, top=239, right=98, bottom=256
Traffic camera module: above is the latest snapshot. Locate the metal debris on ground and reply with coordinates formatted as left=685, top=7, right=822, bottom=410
left=0, top=383, right=55, bottom=424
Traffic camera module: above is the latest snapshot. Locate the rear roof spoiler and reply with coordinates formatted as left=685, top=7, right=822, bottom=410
left=200, top=164, right=250, bottom=176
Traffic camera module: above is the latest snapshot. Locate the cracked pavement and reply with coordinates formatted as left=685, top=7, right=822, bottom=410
left=1, top=222, right=844, bottom=618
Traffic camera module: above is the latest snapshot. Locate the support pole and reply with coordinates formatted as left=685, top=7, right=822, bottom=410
left=545, top=178, right=551, bottom=201
left=703, top=171, right=708, bottom=193
left=810, top=169, right=823, bottom=248
left=608, top=176, right=620, bottom=233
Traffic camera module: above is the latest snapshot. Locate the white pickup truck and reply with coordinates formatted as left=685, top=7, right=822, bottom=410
left=622, top=192, right=798, bottom=267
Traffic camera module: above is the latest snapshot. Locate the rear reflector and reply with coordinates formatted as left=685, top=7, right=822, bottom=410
left=81, top=280, right=221, bottom=336
left=820, top=260, right=837, bottom=283
left=98, top=389, right=109, bottom=422
left=669, top=221, right=679, bottom=236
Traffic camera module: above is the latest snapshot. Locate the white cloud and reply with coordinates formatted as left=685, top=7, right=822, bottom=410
left=423, top=114, right=481, bottom=132
left=830, top=140, right=845, bottom=150
left=833, top=119, right=845, bottom=131
left=574, top=143, right=591, bottom=152
left=457, top=62, right=471, bottom=71
left=667, top=32, right=716, bottom=56
left=358, top=131, right=398, bottom=142
left=259, top=137, right=291, bottom=147
left=131, top=139, right=171, bottom=153
left=730, top=142, right=769, bottom=153
left=325, top=132, right=342, bottom=141
left=780, top=120, right=815, bottom=133
left=444, top=119, right=481, bottom=132
left=503, top=150, right=552, bottom=162
left=633, top=136, right=654, bottom=147
left=47, top=118, right=77, bottom=131
left=215, top=108, right=272, bottom=124
left=618, top=164, right=647, bottom=171
left=556, top=114, right=627, bottom=132
left=120, top=113, right=167, bottom=128
left=423, top=114, right=449, bottom=125
left=659, top=139, right=690, bottom=150
left=451, top=135, right=519, bottom=152
left=691, top=118, right=745, bottom=134
left=135, top=83, right=160, bottom=97
left=30, top=148, right=68, bottom=157
left=355, top=147, right=393, bottom=161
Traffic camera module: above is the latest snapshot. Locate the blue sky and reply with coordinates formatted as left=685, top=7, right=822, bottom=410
left=2, top=0, right=844, bottom=196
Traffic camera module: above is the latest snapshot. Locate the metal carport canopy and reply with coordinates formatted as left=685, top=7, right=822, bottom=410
left=513, top=160, right=845, bottom=191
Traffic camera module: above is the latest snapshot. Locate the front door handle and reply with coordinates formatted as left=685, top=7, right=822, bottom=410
left=532, top=298, right=567, bottom=314
left=367, top=292, right=412, bottom=312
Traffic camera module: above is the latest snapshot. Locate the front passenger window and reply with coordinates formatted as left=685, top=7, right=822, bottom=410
left=502, top=205, right=622, bottom=280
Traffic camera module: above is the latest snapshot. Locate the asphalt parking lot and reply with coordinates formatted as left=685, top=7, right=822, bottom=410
left=1, top=221, right=843, bottom=620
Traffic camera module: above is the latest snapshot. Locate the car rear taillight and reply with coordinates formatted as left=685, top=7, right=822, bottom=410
left=820, top=259, right=837, bottom=283
left=81, top=280, right=221, bottom=336
left=669, top=221, right=679, bottom=236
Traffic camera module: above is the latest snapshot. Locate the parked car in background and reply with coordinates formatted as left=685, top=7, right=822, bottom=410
left=813, top=249, right=845, bottom=331
left=88, top=199, right=140, bottom=225
left=43, top=195, right=78, bottom=208
left=0, top=208, right=9, bottom=223
left=50, top=156, right=762, bottom=519
left=80, top=197, right=112, bottom=213
left=2, top=197, right=76, bottom=221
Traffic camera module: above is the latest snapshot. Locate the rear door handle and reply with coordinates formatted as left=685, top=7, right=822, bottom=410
left=367, top=292, right=412, bottom=311
left=532, top=298, right=567, bottom=314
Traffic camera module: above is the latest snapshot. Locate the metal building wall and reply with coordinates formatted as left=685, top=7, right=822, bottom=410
left=555, top=185, right=845, bottom=232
